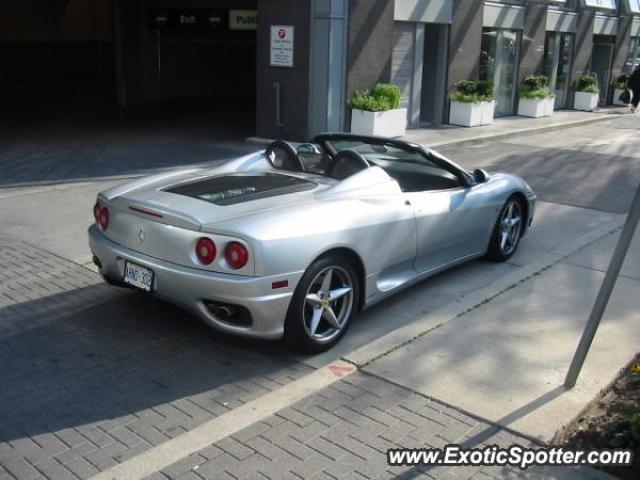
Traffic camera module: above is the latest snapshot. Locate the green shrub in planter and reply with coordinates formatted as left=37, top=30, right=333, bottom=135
left=349, top=83, right=406, bottom=136
left=476, top=81, right=494, bottom=100
left=522, top=74, right=549, bottom=90
left=450, top=80, right=495, bottom=103
left=449, top=80, right=495, bottom=126
left=371, top=83, right=401, bottom=109
left=574, top=74, right=599, bottom=94
left=520, top=75, right=554, bottom=99
left=349, top=83, right=401, bottom=112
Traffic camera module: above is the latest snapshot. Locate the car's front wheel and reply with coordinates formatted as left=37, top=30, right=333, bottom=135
left=284, top=255, right=358, bottom=353
left=486, top=196, right=524, bottom=261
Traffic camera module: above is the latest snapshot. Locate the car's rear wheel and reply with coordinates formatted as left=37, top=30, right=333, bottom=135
left=284, top=255, right=358, bottom=353
left=486, top=196, right=524, bottom=261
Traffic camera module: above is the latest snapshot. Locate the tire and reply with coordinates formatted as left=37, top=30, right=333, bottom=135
left=284, top=254, right=359, bottom=353
left=486, top=196, right=524, bottom=262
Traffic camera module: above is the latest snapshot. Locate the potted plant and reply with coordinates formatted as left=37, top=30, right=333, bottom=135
left=349, top=83, right=406, bottom=137
left=518, top=75, right=554, bottom=118
left=449, top=80, right=495, bottom=127
left=573, top=74, right=599, bottom=112
left=613, top=74, right=630, bottom=106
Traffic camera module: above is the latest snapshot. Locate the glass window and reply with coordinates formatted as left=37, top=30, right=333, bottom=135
left=584, top=0, right=617, bottom=9
left=480, top=28, right=520, bottom=116
left=544, top=32, right=574, bottom=109
left=624, top=37, right=640, bottom=74
left=548, top=0, right=578, bottom=8
left=628, top=0, right=640, bottom=13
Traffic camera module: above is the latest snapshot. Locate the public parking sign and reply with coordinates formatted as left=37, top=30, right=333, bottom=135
left=270, top=25, right=294, bottom=67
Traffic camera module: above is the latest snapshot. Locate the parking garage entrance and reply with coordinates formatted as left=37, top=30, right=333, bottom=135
left=149, top=8, right=257, bottom=112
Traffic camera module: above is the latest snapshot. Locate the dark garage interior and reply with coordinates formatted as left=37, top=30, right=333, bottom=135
left=0, top=0, right=259, bottom=185
left=0, top=0, right=257, bottom=138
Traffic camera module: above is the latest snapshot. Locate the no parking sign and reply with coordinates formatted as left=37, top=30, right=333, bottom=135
left=270, top=25, right=294, bottom=67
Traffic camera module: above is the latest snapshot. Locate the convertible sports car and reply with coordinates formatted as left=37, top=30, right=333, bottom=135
left=89, top=133, right=536, bottom=352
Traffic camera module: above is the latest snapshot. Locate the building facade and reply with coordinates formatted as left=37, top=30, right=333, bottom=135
left=2, top=0, right=640, bottom=140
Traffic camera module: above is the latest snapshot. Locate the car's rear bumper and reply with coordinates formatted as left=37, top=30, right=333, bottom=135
left=88, top=225, right=304, bottom=339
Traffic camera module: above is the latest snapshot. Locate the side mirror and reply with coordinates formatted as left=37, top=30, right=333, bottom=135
left=473, top=168, right=489, bottom=183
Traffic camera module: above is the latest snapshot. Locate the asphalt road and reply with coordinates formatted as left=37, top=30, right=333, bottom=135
left=437, top=115, right=640, bottom=214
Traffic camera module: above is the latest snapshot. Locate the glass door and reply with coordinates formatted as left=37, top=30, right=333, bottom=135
left=591, top=42, right=614, bottom=106
left=544, top=32, right=573, bottom=109
left=480, top=28, right=520, bottom=116
left=623, top=37, right=640, bottom=74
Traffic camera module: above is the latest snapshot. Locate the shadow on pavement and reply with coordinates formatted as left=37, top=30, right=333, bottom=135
left=0, top=100, right=258, bottom=188
left=0, top=284, right=301, bottom=444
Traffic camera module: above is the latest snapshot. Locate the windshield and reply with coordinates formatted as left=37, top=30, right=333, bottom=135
left=324, top=139, right=462, bottom=192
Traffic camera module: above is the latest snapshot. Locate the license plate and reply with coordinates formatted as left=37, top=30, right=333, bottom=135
left=123, top=261, right=154, bottom=292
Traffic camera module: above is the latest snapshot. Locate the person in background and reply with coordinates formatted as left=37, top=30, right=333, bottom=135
left=628, top=65, right=640, bottom=113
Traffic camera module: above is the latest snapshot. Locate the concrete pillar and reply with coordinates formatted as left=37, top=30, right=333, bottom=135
left=256, top=0, right=312, bottom=140
left=345, top=0, right=394, bottom=115
left=518, top=1, right=547, bottom=83
left=447, top=0, right=484, bottom=91
left=309, top=0, right=348, bottom=136
left=568, top=9, right=595, bottom=105
left=613, top=14, right=633, bottom=80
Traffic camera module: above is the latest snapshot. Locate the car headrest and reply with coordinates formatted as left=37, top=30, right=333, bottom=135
left=328, top=149, right=370, bottom=180
left=265, top=140, right=304, bottom=172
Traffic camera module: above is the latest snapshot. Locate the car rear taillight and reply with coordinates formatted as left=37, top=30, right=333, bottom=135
left=225, top=241, right=248, bottom=269
left=195, top=237, right=217, bottom=264
left=93, top=202, right=101, bottom=223
left=99, top=206, right=109, bottom=231
left=94, top=202, right=110, bottom=231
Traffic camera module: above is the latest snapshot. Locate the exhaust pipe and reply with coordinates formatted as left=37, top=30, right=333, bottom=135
left=205, top=302, right=238, bottom=321
left=203, top=301, right=252, bottom=327
left=215, top=305, right=237, bottom=321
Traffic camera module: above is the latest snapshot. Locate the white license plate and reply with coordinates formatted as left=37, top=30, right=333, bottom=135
left=123, top=261, right=154, bottom=292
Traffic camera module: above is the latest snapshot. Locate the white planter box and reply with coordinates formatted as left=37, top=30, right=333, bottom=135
left=574, top=92, right=599, bottom=112
left=518, top=98, right=546, bottom=118
left=518, top=97, right=555, bottom=118
left=545, top=97, right=556, bottom=116
left=480, top=100, right=495, bottom=125
left=614, top=88, right=630, bottom=106
left=449, top=101, right=495, bottom=127
left=449, top=101, right=482, bottom=127
left=350, top=108, right=407, bottom=137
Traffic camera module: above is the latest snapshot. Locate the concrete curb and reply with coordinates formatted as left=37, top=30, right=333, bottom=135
left=343, top=214, right=625, bottom=369
left=247, top=111, right=625, bottom=149
left=415, top=113, right=623, bottom=148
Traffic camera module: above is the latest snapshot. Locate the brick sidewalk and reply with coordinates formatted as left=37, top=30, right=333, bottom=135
left=0, top=237, right=611, bottom=479
left=0, top=236, right=311, bottom=480
left=151, top=373, right=608, bottom=480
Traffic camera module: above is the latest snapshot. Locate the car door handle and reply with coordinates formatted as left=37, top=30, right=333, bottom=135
left=405, top=200, right=411, bottom=206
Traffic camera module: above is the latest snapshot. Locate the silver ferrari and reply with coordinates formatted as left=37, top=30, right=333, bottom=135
left=89, top=133, right=536, bottom=352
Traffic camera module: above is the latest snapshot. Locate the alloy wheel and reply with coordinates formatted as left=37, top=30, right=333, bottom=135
left=498, top=200, right=522, bottom=256
left=303, top=266, right=354, bottom=343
